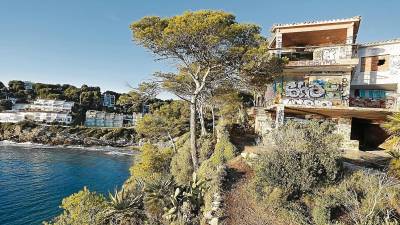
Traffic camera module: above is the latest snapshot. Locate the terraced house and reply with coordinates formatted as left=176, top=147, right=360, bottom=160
left=255, top=16, right=400, bottom=150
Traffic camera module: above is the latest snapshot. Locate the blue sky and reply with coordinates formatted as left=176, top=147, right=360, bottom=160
left=1, top=0, right=399, bottom=94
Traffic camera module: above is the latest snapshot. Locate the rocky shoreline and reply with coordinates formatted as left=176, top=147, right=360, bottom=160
left=0, top=121, right=137, bottom=147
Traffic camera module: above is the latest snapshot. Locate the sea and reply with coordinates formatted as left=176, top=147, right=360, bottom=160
left=0, top=141, right=135, bottom=225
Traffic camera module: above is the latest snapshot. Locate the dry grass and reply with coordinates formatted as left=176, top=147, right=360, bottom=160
left=222, top=157, right=289, bottom=225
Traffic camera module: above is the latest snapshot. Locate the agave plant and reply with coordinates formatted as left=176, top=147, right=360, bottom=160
left=142, top=176, right=176, bottom=224
left=184, top=172, right=207, bottom=208
left=102, top=183, right=145, bottom=225
left=144, top=177, right=175, bottom=209
left=163, top=187, right=182, bottom=221
left=163, top=173, right=208, bottom=224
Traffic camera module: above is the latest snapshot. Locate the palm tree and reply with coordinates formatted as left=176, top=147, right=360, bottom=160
left=382, top=113, right=400, bottom=178
left=382, top=113, right=400, bottom=156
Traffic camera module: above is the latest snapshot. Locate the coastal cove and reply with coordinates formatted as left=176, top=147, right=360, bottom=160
left=0, top=143, right=134, bottom=225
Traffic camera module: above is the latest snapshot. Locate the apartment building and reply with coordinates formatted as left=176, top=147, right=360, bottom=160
left=101, top=93, right=116, bottom=108
left=31, top=99, right=74, bottom=112
left=255, top=16, right=400, bottom=150
left=85, top=110, right=124, bottom=128
left=0, top=99, right=75, bottom=124
left=0, top=111, right=72, bottom=124
left=84, top=110, right=141, bottom=128
left=351, top=39, right=400, bottom=109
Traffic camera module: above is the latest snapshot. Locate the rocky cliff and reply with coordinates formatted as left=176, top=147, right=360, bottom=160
left=0, top=121, right=137, bottom=147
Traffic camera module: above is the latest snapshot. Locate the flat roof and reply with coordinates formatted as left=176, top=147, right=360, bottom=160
left=360, top=38, right=400, bottom=47
left=271, top=16, right=361, bottom=32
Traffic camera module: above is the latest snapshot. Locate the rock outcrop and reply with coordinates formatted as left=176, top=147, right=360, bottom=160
left=0, top=121, right=137, bottom=147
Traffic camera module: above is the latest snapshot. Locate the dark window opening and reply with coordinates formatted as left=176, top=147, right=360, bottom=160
left=354, top=89, right=360, bottom=97
left=378, top=59, right=386, bottom=66
left=282, top=51, right=313, bottom=61
left=351, top=118, right=389, bottom=150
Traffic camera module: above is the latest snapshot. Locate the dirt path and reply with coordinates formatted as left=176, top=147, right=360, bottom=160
left=222, top=157, right=281, bottom=225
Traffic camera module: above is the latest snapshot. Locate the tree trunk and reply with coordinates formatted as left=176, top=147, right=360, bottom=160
left=167, top=131, right=176, bottom=153
left=190, top=96, right=199, bottom=170
left=211, top=107, right=215, bottom=137
left=199, top=104, right=207, bottom=136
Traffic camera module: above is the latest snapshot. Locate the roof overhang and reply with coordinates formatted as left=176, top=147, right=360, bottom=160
left=271, top=16, right=361, bottom=33
left=262, top=104, right=394, bottom=121
left=269, top=16, right=361, bottom=48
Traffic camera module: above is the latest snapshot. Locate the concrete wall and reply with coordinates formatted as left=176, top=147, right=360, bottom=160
left=350, top=42, right=400, bottom=110
left=274, top=74, right=351, bottom=107
left=352, top=42, right=400, bottom=86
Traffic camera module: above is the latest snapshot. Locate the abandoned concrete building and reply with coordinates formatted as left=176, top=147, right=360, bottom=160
left=254, top=16, right=400, bottom=150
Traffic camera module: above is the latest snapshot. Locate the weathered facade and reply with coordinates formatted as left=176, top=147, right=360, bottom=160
left=255, top=16, right=400, bottom=150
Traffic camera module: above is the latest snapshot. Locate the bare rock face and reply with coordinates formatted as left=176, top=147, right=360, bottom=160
left=0, top=122, right=136, bottom=147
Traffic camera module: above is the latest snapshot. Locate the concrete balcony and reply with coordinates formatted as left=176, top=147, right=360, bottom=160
left=277, top=45, right=359, bottom=70
left=287, top=58, right=359, bottom=67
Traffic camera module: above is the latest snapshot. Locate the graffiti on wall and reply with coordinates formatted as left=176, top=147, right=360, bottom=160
left=349, top=97, right=396, bottom=109
left=275, top=104, right=285, bottom=127
left=282, top=77, right=349, bottom=107
left=391, top=55, right=400, bottom=75
left=288, top=45, right=354, bottom=67
left=285, top=81, right=325, bottom=98
left=282, top=98, right=333, bottom=107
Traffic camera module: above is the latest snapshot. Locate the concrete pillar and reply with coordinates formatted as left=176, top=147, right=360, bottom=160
left=346, top=24, right=354, bottom=44
left=395, top=83, right=400, bottom=111
left=255, top=111, right=273, bottom=134
left=254, top=109, right=275, bottom=144
left=276, top=32, right=282, bottom=57
left=342, top=73, right=351, bottom=106
left=275, top=104, right=285, bottom=128
left=336, top=118, right=359, bottom=150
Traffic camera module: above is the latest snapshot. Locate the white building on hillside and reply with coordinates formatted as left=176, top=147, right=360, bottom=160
left=0, top=111, right=73, bottom=124
left=30, top=99, right=74, bottom=112
left=12, top=99, right=75, bottom=113
left=23, top=81, right=33, bottom=90
left=85, top=110, right=124, bottom=128
left=101, top=93, right=116, bottom=108
left=1, top=99, right=75, bottom=124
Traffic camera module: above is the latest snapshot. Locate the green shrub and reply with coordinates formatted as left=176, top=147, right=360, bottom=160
left=208, top=125, right=237, bottom=166
left=129, top=143, right=173, bottom=184
left=389, top=158, right=400, bottom=179
left=312, top=187, right=347, bottom=225
left=16, top=120, right=37, bottom=130
left=312, top=170, right=400, bottom=225
left=210, top=136, right=236, bottom=165
left=44, top=187, right=107, bottom=225
left=198, top=134, right=215, bottom=163
left=170, top=134, right=194, bottom=185
left=254, top=121, right=343, bottom=199
left=278, top=202, right=312, bottom=225
left=199, top=163, right=226, bottom=223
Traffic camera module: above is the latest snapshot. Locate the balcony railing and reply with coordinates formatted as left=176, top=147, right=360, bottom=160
left=277, top=45, right=359, bottom=67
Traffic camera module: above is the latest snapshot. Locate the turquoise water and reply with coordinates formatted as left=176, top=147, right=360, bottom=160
left=0, top=144, right=133, bottom=225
